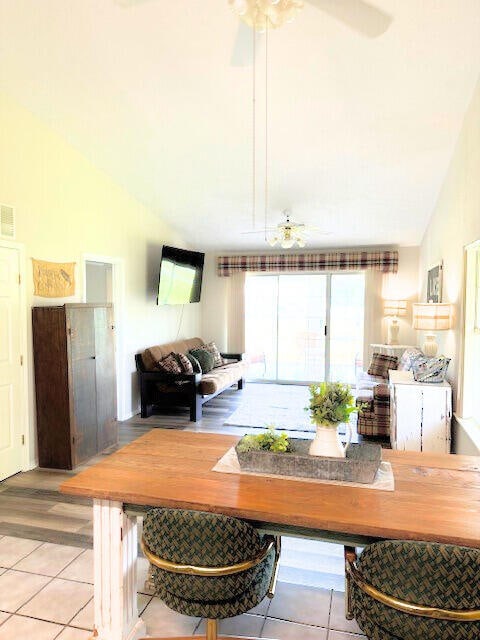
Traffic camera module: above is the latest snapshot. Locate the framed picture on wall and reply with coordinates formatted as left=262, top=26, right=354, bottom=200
left=427, top=262, right=443, bottom=303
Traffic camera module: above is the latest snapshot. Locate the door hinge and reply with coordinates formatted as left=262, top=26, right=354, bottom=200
left=324, top=325, right=328, bottom=336
left=21, top=435, right=25, bottom=446
left=20, top=355, right=24, bottom=366
left=18, top=273, right=21, bottom=285
left=72, top=436, right=75, bottom=445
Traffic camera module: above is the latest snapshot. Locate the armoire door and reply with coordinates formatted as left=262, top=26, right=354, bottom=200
left=94, top=306, right=117, bottom=450
left=68, top=307, right=98, bottom=464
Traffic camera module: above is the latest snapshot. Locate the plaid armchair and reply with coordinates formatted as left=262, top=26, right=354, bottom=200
left=356, top=384, right=390, bottom=437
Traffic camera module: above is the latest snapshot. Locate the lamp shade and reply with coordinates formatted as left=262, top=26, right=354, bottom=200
left=412, top=303, right=454, bottom=331
left=383, top=299, right=408, bottom=317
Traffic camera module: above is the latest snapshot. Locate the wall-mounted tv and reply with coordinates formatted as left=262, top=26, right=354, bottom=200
left=157, top=245, right=205, bottom=305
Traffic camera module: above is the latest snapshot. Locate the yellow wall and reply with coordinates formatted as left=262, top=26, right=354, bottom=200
left=419, top=76, right=480, bottom=404
left=0, top=92, right=201, bottom=466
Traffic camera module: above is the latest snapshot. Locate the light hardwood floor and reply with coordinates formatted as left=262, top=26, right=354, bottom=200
left=0, top=383, right=367, bottom=638
left=0, top=384, right=356, bottom=589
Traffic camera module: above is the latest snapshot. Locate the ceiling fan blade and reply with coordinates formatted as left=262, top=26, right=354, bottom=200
left=307, top=0, right=392, bottom=38
left=231, top=21, right=261, bottom=67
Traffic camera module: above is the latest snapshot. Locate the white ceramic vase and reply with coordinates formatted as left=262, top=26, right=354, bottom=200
left=309, top=423, right=352, bottom=458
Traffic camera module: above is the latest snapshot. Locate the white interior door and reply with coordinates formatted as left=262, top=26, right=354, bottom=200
left=0, top=246, right=23, bottom=480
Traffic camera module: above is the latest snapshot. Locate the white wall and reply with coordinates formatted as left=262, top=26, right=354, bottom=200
left=419, top=76, right=480, bottom=407
left=0, top=92, right=201, bottom=467
left=202, top=246, right=420, bottom=366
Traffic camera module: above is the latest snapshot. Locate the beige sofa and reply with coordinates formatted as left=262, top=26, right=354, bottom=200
left=136, top=337, right=248, bottom=421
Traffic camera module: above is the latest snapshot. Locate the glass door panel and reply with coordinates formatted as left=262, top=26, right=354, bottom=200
left=329, top=274, right=365, bottom=383
left=277, top=275, right=327, bottom=382
left=245, top=272, right=364, bottom=383
left=245, top=275, right=278, bottom=380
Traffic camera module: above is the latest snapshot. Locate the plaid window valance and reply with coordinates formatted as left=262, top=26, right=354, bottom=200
left=217, top=251, right=398, bottom=277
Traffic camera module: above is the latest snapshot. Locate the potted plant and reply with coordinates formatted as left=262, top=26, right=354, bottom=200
left=306, top=382, right=360, bottom=457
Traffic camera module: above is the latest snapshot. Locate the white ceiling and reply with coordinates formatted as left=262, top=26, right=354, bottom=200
left=0, top=0, right=479, bottom=250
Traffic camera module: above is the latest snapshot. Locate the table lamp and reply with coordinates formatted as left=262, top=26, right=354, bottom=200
left=412, top=303, right=454, bottom=356
left=384, top=299, right=407, bottom=345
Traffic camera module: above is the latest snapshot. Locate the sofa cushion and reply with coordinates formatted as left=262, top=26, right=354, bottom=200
left=398, top=347, right=424, bottom=371
left=199, top=362, right=246, bottom=396
left=142, top=337, right=204, bottom=371
left=190, top=348, right=215, bottom=373
left=186, top=353, right=202, bottom=374
left=175, top=352, right=194, bottom=374
left=203, top=341, right=224, bottom=367
left=157, top=353, right=182, bottom=374
left=367, top=353, right=398, bottom=378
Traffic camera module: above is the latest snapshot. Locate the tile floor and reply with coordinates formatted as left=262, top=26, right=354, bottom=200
left=0, top=534, right=366, bottom=639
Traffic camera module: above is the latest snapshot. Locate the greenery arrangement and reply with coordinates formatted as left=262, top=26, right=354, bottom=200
left=237, top=425, right=291, bottom=453
left=306, top=381, right=360, bottom=427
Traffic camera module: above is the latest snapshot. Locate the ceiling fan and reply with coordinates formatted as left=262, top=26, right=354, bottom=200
left=242, top=210, right=331, bottom=248
left=115, top=0, right=393, bottom=66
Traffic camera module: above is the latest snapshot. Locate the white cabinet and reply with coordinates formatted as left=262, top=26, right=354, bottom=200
left=389, top=370, right=452, bottom=453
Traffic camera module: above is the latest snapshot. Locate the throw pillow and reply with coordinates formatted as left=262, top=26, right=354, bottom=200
left=413, top=356, right=451, bottom=383
left=398, top=347, right=424, bottom=371
left=174, top=352, right=194, bottom=374
left=156, top=352, right=182, bottom=374
left=186, top=353, right=202, bottom=374
left=189, top=348, right=215, bottom=373
left=367, top=353, right=398, bottom=378
left=203, top=341, right=224, bottom=368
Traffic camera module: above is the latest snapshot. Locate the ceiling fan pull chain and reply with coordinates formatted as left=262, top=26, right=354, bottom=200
left=264, top=22, right=269, bottom=242
left=252, top=15, right=257, bottom=232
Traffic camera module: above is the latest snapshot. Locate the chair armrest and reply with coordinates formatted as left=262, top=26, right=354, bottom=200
left=220, top=352, right=245, bottom=361
left=139, top=371, right=202, bottom=384
left=373, top=383, right=390, bottom=398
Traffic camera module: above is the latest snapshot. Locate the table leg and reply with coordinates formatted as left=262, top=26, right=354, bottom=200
left=93, top=499, right=147, bottom=640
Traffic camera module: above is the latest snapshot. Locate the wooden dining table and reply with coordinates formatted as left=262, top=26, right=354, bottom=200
left=61, top=429, right=480, bottom=640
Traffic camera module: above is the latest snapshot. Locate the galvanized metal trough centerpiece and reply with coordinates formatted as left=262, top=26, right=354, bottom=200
left=235, top=437, right=382, bottom=484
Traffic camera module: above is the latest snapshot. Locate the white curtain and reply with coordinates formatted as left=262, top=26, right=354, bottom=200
left=226, top=272, right=246, bottom=353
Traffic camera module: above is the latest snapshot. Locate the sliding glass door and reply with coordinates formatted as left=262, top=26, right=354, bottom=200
left=245, top=272, right=364, bottom=384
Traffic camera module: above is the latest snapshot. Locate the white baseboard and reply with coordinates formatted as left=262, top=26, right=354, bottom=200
left=118, top=408, right=138, bottom=422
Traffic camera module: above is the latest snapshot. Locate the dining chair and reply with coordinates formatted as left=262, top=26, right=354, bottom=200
left=140, top=508, right=281, bottom=640
left=344, top=541, right=480, bottom=639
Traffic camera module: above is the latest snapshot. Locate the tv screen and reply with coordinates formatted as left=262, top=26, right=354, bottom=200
left=157, top=245, right=205, bottom=305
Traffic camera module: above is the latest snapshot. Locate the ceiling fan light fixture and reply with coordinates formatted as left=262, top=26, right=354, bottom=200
left=230, top=0, right=304, bottom=31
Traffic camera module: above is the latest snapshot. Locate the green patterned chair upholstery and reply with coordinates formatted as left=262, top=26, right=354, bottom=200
left=141, top=508, right=280, bottom=640
left=345, top=540, right=480, bottom=640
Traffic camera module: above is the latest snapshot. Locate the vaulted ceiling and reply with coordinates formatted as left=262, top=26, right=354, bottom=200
left=1, top=0, right=479, bottom=249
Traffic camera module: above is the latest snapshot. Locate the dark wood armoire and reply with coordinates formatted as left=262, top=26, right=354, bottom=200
left=32, top=303, right=117, bottom=469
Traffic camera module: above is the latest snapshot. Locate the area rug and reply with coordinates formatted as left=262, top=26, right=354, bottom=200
left=225, top=401, right=315, bottom=432
left=224, top=385, right=353, bottom=435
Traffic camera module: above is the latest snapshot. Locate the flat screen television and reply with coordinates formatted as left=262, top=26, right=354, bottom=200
left=157, top=245, right=205, bottom=305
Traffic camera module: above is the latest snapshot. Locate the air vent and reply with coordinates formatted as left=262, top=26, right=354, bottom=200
left=0, top=204, right=15, bottom=239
